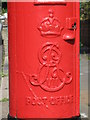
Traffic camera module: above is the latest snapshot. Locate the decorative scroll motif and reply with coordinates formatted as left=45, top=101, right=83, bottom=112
left=29, top=42, right=72, bottom=92
left=38, top=9, right=64, bottom=38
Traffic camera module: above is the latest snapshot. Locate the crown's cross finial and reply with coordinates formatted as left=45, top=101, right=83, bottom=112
left=49, top=9, right=54, bottom=18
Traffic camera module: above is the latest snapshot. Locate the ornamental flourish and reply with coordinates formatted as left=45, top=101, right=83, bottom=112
left=25, top=42, right=73, bottom=92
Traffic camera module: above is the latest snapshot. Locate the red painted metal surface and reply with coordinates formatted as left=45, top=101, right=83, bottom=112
left=8, top=1, right=80, bottom=119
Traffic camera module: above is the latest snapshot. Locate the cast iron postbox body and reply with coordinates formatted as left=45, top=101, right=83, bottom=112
left=8, top=1, right=80, bottom=119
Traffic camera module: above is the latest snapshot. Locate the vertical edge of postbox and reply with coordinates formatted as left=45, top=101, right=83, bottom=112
left=8, top=2, right=17, bottom=118
left=75, top=1, right=80, bottom=117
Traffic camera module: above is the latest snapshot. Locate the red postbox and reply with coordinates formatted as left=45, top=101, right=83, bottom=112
left=8, top=1, right=80, bottom=119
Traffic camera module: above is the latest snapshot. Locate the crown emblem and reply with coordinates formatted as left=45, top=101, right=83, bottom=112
left=38, top=10, right=64, bottom=38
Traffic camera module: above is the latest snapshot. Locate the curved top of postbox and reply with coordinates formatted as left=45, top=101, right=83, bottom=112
left=34, top=0, right=66, bottom=5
